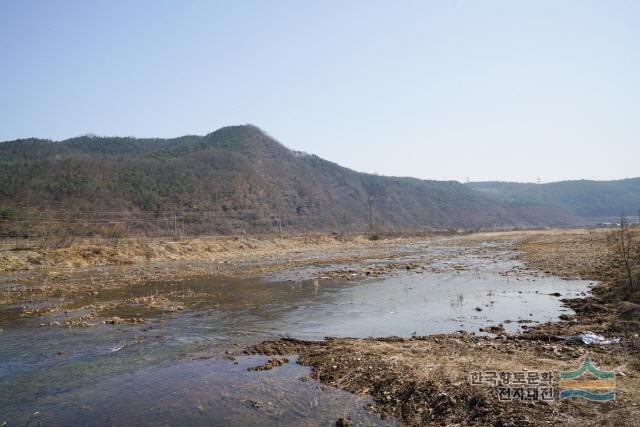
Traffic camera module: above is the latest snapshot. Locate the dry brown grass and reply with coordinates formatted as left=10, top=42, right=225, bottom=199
left=0, top=233, right=410, bottom=273
left=247, top=330, right=640, bottom=426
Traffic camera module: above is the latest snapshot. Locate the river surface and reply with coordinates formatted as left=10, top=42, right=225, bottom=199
left=0, top=241, right=592, bottom=426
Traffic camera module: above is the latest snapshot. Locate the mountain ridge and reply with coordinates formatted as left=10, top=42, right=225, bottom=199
left=1, top=125, right=637, bottom=234
left=468, top=178, right=640, bottom=220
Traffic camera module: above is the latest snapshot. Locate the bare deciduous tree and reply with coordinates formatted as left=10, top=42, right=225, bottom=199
left=616, top=215, right=640, bottom=290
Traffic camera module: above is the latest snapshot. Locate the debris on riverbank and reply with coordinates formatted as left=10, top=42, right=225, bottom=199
left=247, top=357, right=289, bottom=371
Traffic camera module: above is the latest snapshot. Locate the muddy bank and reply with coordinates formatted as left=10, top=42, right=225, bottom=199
left=245, top=229, right=640, bottom=426
left=245, top=333, right=639, bottom=426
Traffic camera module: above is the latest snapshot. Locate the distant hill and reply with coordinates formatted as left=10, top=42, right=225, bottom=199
left=0, top=124, right=635, bottom=235
left=468, top=179, right=640, bottom=222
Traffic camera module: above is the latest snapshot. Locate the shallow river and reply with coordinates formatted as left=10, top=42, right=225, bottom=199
left=0, top=242, right=591, bottom=426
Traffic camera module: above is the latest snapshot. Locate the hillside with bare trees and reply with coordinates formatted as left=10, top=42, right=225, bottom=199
left=0, top=125, right=624, bottom=236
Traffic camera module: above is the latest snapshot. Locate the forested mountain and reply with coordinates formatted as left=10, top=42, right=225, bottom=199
left=0, top=125, right=635, bottom=234
left=468, top=179, right=640, bottom=222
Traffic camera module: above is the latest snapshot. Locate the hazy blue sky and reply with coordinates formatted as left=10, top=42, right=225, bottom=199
left=1, top=1, right=638, bottom=182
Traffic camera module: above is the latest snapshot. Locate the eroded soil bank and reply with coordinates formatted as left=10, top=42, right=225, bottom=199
left=0, top=233, right=416, bottom=274
left=246, top=229, right=640, bottom=426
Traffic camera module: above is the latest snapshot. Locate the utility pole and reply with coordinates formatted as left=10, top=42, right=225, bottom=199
left=276, top=208, right=282, bottom=236
left=368, top=195, right=373, bottom=232
left=173, top=212, right=177, bottom=238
